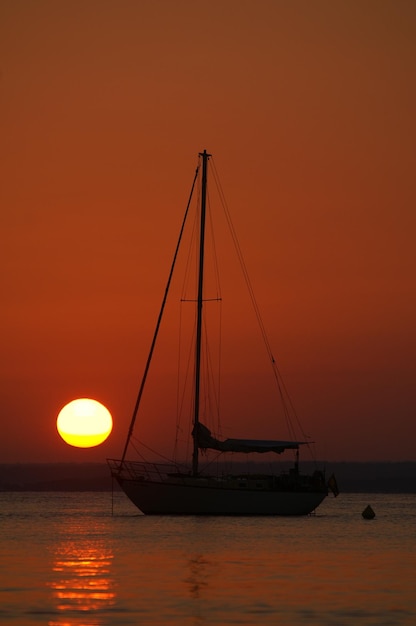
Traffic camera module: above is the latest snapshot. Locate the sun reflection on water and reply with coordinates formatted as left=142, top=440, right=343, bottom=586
left=48, top=531, right=115, bottom=625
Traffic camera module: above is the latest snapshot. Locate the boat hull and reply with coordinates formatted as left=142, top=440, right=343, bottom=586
left=116, top=476, right=327, bottom=516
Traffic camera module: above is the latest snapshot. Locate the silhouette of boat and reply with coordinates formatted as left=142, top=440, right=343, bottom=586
left=108, top=150, right=328, bottom=515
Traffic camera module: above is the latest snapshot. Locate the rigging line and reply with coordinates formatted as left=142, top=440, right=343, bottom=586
left=119, top=163, right=200, bottom=466
left=205, top=184, right=223, bottom=437
left=174, top=311, right=197, bottom=461
left=207, top=186, right=222, bottom=301
left=180, top=190, right=199, bottom=302
left=211, top=158, right=273, bottom=362
left=205, top=186, right=223, bottom=434
left=181, top=298, right=221, bottom=302
left=216, top=299, right=223, bottom=436
left=210, top=158, right=304, bottom=440
left=133, top=436, right=189, bottom=470
left=173, top=302, right=183, bottom=461
left=129, top=437, right=148, bottom=461
left=201, top=310, right=222, bottom=435
left=198, top=449, right=224, bottom=472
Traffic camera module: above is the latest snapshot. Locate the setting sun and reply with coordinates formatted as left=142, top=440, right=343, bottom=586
left=57, top=399, right=113, bottom=448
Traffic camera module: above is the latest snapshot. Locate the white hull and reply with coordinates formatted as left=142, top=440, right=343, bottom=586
left=117, top=476, right=327, bottom=516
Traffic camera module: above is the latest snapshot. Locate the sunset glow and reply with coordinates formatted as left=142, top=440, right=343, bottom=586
left=1, top=2, right=415, bottom=463
left=57, top=399, right=113, bottom=448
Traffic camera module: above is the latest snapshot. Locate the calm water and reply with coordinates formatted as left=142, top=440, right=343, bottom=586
left=0, top=492, right=415, bottom=625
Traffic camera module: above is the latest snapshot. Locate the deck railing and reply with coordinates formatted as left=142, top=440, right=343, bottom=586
left=107, top=459, right=187, bottom=482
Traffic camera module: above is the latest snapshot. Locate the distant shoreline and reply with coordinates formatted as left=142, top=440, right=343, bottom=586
left=1, top=462, right=415, bottom=493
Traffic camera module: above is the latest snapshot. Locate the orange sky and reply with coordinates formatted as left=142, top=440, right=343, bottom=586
left=1, top=0, right=415, bottom=463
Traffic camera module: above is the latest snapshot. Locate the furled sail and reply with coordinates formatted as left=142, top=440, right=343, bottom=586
left=195, top=422, right=306, bottom=454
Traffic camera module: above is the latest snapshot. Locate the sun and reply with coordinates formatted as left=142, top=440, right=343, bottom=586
left=57, top=398, right=113, bottom=448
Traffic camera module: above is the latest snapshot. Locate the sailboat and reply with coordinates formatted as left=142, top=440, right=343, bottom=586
left=108, top=150, right=329, bottom=515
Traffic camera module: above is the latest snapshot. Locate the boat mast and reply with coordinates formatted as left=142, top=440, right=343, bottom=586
left=192, top=149, right=210, bottom=476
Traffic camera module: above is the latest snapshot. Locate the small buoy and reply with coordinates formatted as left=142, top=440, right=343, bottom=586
left=362, top=505, right=376, bottom=519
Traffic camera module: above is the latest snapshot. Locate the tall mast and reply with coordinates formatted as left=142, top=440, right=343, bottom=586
left=192, top=149, right=210, bottom=476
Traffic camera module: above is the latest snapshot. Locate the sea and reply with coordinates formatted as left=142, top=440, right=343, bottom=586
left=0, top=491, right=415, bottom=626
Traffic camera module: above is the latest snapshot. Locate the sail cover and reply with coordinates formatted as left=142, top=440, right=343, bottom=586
left=195, top=423, right=305, bottom=454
